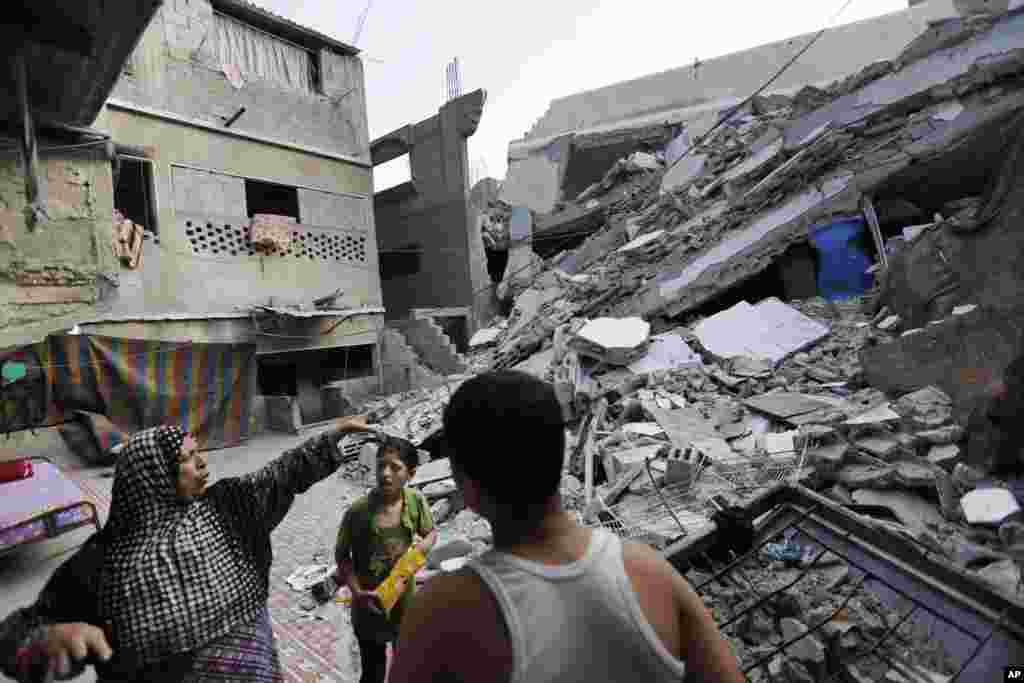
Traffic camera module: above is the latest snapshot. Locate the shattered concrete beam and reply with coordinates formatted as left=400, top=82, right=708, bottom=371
left=571, top=122, right=676, bottom=151
left=784, top=11, right=1024, bottom=150
left=370, top=124, right=413, bottom=166
left=636, top=18, right=1024, bottom=319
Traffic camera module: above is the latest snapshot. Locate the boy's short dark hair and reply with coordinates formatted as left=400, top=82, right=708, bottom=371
left=378, top=435, right=419, bottom=472
left=443, top=370, right=565, bottom=510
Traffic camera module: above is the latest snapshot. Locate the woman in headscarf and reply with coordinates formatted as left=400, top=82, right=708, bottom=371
left=0, top=415, right=374, bottom=682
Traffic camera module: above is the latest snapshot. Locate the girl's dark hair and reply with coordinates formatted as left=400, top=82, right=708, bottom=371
left=377, top=435, right=419, bottom=471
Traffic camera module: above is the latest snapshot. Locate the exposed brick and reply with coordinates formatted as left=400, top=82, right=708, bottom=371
left=12, top=285, right=97, bottom=305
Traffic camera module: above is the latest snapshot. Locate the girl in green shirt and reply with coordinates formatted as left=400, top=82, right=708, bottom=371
left=335, top=436, right=437, bottom=683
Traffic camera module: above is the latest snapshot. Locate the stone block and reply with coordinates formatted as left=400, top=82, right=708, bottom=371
left=894, top=459, right=937, bottom=487
left=961, top=487, right=1021, bottom=525
left=808, top=441, right=849, bottom=470
left=837, top=464, right=897, bottom=489
left=855, top=435, right=901, bottom=459
left=917, top=425, right=965, bottom=445
left=927, top=443, right=962, bottom=470
left=851, top=488, right=944, bottom=528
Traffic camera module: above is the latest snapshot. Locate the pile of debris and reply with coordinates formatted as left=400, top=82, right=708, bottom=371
left=428, top=292, right=1024, bottom=607
left=698, top=545, right=963, bottom=683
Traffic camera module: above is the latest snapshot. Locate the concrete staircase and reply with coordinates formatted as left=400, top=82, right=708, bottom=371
left=379, top=328, right=447, bottom=393
left=388, top=316, right=468, bottom=376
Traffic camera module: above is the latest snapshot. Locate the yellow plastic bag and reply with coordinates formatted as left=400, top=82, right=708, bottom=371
left=374, top=545, right=426, bottom=613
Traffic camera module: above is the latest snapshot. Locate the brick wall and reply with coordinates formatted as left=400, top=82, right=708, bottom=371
left=0, top=148, right=117, bottom=345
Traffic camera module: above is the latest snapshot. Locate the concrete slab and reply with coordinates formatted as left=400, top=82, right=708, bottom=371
left=692, top=437, right=747, bottom=472
left=621, top=422, right=665, bottom=437
left=844, top=403, right=901, bottom=425
left=744, top=393, right=833, bottom=420
left=571, top=317, right=651, bottom=365
left=784, top=11, right=1024, bottom=150
left=628, top=333, right=702, bottom=375
left=659, top=174, right=852, bottom=301
left=961, top=487, right=1022, bottom=525
left=645, top=404, right=718, bottom=451
left=928, top=443, right=963, bottom=470
left=855, top=435, right=902, bottom=459
left=661, top=154, right=707, bottom=194
left=693, top=298, right=830, bottom=366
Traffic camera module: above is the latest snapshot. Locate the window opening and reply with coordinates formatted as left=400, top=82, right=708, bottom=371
left=114, top=156, right=157, bottom=234
left=379, top=244, right=422, bottom=279
left=245, top=179, right=300, bottom=221
left=374, top=154, right=412, bottom=193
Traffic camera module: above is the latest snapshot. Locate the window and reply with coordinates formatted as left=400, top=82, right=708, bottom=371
left=379, top=244, right=422, bottom=280
left=374, top=154, right=412, bottom=193
left=257, top=356, right=297, bottom=396
left=245, top=179, right=300, bottom=220
left=323, top=345, right=375, bottom=381
left=114, top=156, right=157, bottom=234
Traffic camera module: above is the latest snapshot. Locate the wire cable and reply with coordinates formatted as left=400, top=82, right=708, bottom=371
left=664, top=0, right=858, bottom=177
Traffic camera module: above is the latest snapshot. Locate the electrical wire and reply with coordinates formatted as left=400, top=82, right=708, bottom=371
left=664, top=0, right=858, bottom=177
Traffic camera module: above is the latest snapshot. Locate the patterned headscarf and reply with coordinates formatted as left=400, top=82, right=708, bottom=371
left=97, top=426, right=264, bottom=666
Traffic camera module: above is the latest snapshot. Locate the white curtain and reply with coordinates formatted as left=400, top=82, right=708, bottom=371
left=212, top=13, right=314, bottom=94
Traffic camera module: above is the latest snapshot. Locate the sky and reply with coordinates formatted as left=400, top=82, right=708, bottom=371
left=257, top=0, right=909, bottom=190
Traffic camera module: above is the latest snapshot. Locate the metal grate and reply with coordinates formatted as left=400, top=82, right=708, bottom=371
left=586, top=451, right=804, bottom=549
left=184, top=219, right=368, bottom=263
left=663, top=485, right=1024, bottom=682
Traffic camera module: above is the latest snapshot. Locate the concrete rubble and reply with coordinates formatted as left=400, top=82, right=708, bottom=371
left=313, top=7, right=1024, bottom=678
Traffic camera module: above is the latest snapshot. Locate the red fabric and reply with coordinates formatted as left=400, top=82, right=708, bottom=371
left=0, top=459, right=33, bottom=484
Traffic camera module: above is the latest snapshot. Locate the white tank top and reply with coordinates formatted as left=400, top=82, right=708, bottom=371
left=467, top=529, right=688, bottom=683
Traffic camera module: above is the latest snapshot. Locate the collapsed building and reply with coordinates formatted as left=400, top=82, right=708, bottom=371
left=389, top=3, right=1024, bottom=680
left=500, top=0, right=967, bottom=216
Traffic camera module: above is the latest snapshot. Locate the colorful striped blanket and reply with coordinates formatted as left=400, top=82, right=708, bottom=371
left=38, top=334, right=255, bottom=450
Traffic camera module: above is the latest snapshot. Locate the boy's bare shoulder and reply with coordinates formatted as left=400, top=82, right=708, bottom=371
left=620, top=539, right=683, bottom=597
left=419, top=566, right=491, bottom=608
left=402, top=565, right=513, bottom=680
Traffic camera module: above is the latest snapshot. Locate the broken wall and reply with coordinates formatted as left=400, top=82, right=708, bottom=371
left=372, top=90, right=490, bottom=329
left=0, top=147, right=118, bottom=348
left=111, top=0, right=369, bottom=162
left=503, top=0, right=960, bottom=214
left=523, top=1, right=955, bottom=142
left=864, top=110, right=1024, bottom=415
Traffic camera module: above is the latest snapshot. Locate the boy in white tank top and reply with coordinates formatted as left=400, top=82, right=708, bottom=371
left=389, top=371, right=743, bottom=683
